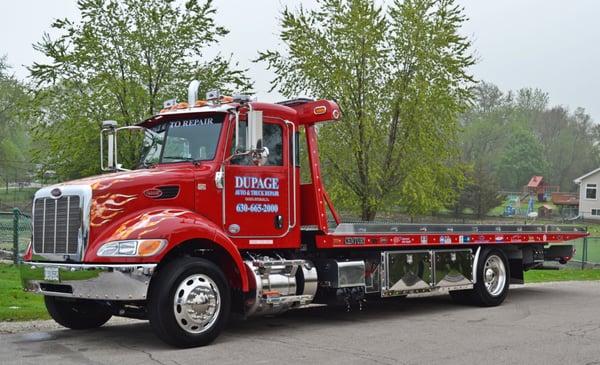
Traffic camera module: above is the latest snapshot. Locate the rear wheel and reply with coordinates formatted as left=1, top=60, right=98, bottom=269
left=450, top=248, right=509, bottom=307
left=44, top=297, right=112, bottom=329
left=148, top=257, right=230, bottom=348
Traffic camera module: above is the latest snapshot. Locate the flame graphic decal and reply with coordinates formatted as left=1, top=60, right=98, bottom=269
left=113, top=210, right=188, bottom=239
left=89, top=170, right=168, bottom=191
left=91, top=193, right=138, bottom=227
left=91, top=180, right=130, bottom=191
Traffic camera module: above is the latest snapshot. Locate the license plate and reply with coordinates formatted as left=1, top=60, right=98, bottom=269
left=44, top=267, right=60, bottom=281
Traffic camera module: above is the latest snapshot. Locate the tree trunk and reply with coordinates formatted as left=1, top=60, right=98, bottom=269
left=361, top=206, right=377, bottom=221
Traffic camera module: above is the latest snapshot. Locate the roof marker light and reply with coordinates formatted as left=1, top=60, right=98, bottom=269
left=313, top=105, right=327, bottom=115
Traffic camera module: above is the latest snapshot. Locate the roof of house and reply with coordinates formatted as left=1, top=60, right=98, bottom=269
left=574, top=167, right=600, bottom=184
left=552, top=192, right=579, bottom=206
left=527, top=176, right=545, bottom=188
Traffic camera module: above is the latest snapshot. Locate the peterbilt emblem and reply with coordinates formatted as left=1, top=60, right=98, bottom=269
left=50, top=188, right=62, bottom=198
left=144, top=188, right=164, bottom=199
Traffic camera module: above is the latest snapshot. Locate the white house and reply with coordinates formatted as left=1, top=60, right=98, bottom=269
left=574, top=167, right=600, bottom=220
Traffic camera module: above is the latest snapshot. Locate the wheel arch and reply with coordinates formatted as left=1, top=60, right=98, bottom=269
left=156, top=236, right=248, bottom=292
left=91, top=207, right=249, bottom=294
left=129, top=210, right=249, bottom=293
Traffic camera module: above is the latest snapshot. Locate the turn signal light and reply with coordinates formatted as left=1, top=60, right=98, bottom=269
left=138, top=239, right=166, bottom=256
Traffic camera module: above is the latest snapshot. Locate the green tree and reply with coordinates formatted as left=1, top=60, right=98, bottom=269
left=456, top=160, right=504, bottom=218
left=463, top=81, right=600, bottom=200
left=29, top=0, right=251, bottom=179
left=0, top=57, right=31, bottom=188
left=460, top=82, right=513, bottom=172
left=537, top=107, right=600, bottom=191
left=495, top=127, right=548, bottom=191
left=258, top=0, right=474, bottom=220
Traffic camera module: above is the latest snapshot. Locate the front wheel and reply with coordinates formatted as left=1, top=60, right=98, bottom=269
left=147, top=258, right=230, bottom=348
left=44, top=297, right=112, bottom=329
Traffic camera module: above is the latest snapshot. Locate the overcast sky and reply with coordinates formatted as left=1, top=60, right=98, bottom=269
left=1, top=0, right=598, bottom=122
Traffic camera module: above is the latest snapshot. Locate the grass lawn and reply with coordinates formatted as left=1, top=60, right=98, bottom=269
left=524, top=268, right=600, bottom=283
left=0, top=264, right=49, bottom=321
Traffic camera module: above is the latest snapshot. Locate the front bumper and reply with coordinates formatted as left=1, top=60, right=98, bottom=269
left=20, top=262, right=157, bottom=301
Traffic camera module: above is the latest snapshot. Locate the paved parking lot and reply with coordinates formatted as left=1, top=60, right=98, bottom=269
left=2, top=281, right=600, bottom=365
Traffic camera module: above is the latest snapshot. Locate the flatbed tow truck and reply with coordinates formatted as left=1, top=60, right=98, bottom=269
left=21, top=82, right=588, bottom=347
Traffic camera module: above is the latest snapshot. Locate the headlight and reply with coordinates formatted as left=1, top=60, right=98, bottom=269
left=97, top=239, right=167, bottom=257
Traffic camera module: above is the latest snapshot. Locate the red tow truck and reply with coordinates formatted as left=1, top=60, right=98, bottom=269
left=21, top=82, right=588, bottom=347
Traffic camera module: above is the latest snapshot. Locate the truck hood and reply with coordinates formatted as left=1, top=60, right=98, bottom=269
left=38, top=165, right=207, bottom=229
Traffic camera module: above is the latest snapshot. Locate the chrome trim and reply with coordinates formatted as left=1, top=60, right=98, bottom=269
left=284, top=119, right=297, bottom=230
left=380, top=249, right=475, bottom=297
left=20, top=262, right=156, bottom=301
left=244, top=258, right=316, bottom=317
left=472, top=246, right=482, bottom=284
left=32, top=184, right=91, bottom=261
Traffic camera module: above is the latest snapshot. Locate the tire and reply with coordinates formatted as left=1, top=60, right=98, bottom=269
left=450, top=248, right=509, bottom=307
left=449, top=289, right=472, bottom=305
left=147, top=257, right=231, bottom=348
left=44, top=296, right=112, bottom=329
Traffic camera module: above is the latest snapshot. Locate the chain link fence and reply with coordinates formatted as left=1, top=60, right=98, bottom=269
left=569, top=236, right=600, bottom=269
left=0, top=209, right=31, bottom=265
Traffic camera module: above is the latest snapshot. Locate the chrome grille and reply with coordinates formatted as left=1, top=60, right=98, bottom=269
left=33, top=196, right=81, bottom=256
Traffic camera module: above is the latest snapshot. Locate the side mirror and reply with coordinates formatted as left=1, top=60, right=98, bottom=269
left=247, top=110, right=269, bottom=165
left=247, top=110, right=263, bottom=152
left=100, top=121, right=144, bottom=172
left=232, top=108, right=268, bottom=165
left=100, top=120, right=118, bottom=171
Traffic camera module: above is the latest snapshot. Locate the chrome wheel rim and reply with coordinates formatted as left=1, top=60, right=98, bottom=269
left=173, top=273, right=221, bottom=334
left=483, top=255, right=506, bottom=297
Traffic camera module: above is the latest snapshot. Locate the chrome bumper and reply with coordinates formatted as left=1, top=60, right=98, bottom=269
left=20, top=262, right=157, bottom=301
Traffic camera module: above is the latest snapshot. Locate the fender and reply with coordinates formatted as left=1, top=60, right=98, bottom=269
left=88, top=208, right=250, bottom=291
left=472, top=246, right=482, bottom=284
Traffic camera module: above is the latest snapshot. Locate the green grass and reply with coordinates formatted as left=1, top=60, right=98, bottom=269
left=0, top=264, right=49, bottom=321
left=0, top=263, right=599, bottom=322
left=523, top=268, right=600, bottom=283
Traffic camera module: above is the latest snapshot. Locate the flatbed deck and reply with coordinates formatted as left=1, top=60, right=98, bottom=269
left=312, top=222, right=588, bottom=248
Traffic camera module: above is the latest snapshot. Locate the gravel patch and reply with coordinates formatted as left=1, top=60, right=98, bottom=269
left=0, top=319, right=63, bottom=334
left=0, top=317, right=141, bottom=334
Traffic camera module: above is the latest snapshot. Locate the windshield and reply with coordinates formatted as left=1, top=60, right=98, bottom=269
left=139, top=114, right=225, bottom=167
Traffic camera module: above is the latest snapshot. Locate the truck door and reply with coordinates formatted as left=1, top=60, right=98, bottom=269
left=223, top=120, right=294, bottom=240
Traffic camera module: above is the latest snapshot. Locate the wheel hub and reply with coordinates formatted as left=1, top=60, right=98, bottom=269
left=483, top=255, right=506, bottom=297
left=484, top=268, right=496, bottom=282
left=185, top=288, right=214, bottom=321
left=173, top=274, right=221, bottom=334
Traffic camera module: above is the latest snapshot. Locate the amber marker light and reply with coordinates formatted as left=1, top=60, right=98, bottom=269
left=137, top=239, right=167, bottom=256
left=262, top=291, right=281, bottom=296
left=313, top=105, right=327, bottom=115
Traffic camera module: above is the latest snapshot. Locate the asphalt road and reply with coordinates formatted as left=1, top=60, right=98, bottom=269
left=2, top=281, right=600, bottom=365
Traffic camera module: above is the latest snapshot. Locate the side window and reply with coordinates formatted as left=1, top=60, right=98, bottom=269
left=231, top=122, right=283, bottom=166
left=263, top=123, right=283, bottom=166
left=586, top=183, right=597, bottom=199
